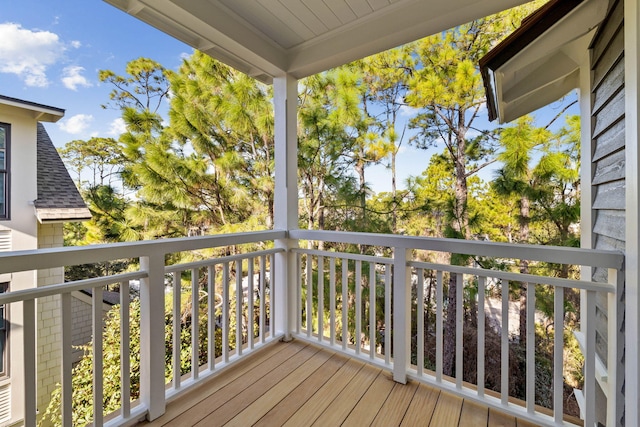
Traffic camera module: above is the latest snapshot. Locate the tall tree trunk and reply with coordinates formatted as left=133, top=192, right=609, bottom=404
left=519, top=196, right=530, bottom=346
left=391, top=149, right=397, bottom=233
left=355, top=159, right=366, bottom=230
left=318, top=193, right=325, bottom=251
left=443, top=146, right=470, bottom=377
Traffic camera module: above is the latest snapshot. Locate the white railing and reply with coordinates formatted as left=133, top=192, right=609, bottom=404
left=0, top=228, right=625, bottom=426
left=0, top=230, right=285, bottom=427
left=290, top=229, right=624, bottom=427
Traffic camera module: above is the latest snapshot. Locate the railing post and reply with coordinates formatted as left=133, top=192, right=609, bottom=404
left=139, top=253, right=166, bottom=421
left=392, top=247, right=411, bottom=384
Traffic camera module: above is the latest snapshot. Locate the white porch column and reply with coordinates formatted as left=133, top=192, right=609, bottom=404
left=273, top=74, right=298, bottom=340
left=139, top=253, right=166, bottom=420
left=625, top=0, right=640, bottom=425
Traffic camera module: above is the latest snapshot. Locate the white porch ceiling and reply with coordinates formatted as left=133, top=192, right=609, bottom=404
left=104, top=0, right=531, bottom=83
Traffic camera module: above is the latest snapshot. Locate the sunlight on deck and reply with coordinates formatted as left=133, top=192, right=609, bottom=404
left=140, top=340, right=540, bottom=427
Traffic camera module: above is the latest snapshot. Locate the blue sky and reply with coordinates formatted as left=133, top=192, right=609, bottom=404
left=0, top=1, right=191, bottom=146
left=0, top=1, right=579, bottom=194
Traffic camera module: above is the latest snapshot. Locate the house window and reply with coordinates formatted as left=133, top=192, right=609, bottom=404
left=0, top=124, right=8, bottom=219
left=0, top=282, right=6, bottom=376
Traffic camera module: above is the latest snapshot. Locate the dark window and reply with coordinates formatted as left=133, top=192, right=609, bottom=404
left=0, top=124, right=8, bottom=219
left=0, top=282, right=7, bottom=375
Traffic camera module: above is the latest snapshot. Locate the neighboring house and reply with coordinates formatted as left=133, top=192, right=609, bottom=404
left=71, top=290, right=119, bottom=363
left=480, top=0, right=626, bottom=424
left=0, top=95, right=91, bottom=425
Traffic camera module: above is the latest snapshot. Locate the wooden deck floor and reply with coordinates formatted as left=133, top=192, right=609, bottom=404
left=140, top=340, right=540, bottom=427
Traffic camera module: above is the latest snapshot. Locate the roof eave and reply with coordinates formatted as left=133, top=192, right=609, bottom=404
left=0, top=95, right=65, bottom=123
left=479, top=0, right=607, bottom=123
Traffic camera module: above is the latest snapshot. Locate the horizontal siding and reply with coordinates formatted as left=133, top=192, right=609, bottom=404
left=593, top=148, right=625, bottom=185
left=594, top=233, right=626, bottom=252
left=593, top=88, right=624, bottom=137
left=593, top=118, right=625, bottom=161
left=591, top=0, right=623, bottom=65
left=592, top=23, right=624, bottom=88
left=592, top=180, right=625, bottom=210
left=593, top=58, right=624, bottom=114
left=596, top=301, right=608, bottom=365
left=590, top=0, right=625, bottom=380
left=594, top=210, right=626, bottom=241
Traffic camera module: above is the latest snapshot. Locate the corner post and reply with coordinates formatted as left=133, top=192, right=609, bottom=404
left=273, top=74, right=298, bottom=340
left=392, top=247, right=411, bottom=383
left=626, top=1, right=640, bottom=425
left=139, top=252, right=166, bottom=420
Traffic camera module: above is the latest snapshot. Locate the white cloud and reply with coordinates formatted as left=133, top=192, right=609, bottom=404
left=61, top=65, right=91, bottom=90
left=0, top=23, right=66, bottom=87
left=108, top=118, right=127, bottom=135
left=58, top=114, right=93, bottom=135
left=70, top=40, right=81, bottom=49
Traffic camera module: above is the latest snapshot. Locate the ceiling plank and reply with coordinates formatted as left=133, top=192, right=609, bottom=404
left=345, top=0, right=373, bottom=17
left=302, top=0, right=342, bottom=30
left=324, top=0, right=358, bottom=24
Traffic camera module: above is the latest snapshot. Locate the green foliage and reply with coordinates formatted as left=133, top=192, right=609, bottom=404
left=39, top=288, right=229, bottom=426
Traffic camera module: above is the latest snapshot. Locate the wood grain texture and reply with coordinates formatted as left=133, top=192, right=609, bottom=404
left=253, top=352, right=348, bottom=426
left=429, top=391, right=463, bottom=427
left=591, top=0, right=623, bottom=65
left=282, top=357, right=364, bottom=426
left=169, top=343, right=318, bottom=426
left=142, top=341, right=306, bottom=426
left=226, top=350, right=335, bottom=426
left=370, top=380, right=419, bottom=426
left=593, top=119, right=625, bottom=162
left=458, top=400, right=489, bottom=427
left=138, top=341, right=562, bottom=427
left=341, top=370, right=395, bottom=426
left=400, top=383, right=440, bottom=426
left=311, top=363, right=382, bottom=426
left=488, top=407, right=516, bottom=427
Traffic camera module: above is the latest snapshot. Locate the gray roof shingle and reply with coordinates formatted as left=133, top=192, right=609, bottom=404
left=34, top=123, right=91, bottom=222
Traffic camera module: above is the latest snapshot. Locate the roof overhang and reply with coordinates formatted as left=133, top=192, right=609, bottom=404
left=104, top=0, right=531, bottom=84
left=0, top=95, right=65, bottom=123
left=480, top=0, right=609, bottom=123
left=35, top=207, right=93, bottom=224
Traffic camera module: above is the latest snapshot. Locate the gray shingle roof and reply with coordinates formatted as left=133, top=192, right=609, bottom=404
left=34, top=123, right=92, bottom=222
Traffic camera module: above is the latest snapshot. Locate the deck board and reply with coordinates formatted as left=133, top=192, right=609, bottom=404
left=143, top=340, right=306, bottom=426
left=138, top=340, right=559, bottom=427
left=429, top=391, right=463, bottom=427
left=282, top=357, right=364, bottom=426
left=252, top=352, right=348, bottom=426
left=193, top=344, right=321, bottom=426
left=400, top=383, right=439, bottom=426
left=311, top=363, right=381, bottom=426
left=341, top=369, right=396, bottom=426
left=226, top=349, right=335, bottom=426
left=371, top=380, right=419, bottom=426
left=489, top=407, right=517, bottom=427
left=459, top=400, right=489, bottom=427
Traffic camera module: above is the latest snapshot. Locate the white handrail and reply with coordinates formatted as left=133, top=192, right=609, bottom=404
left=290, top=229, right=624, bottom=269
left=0, top=229, right=286, bottom=274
